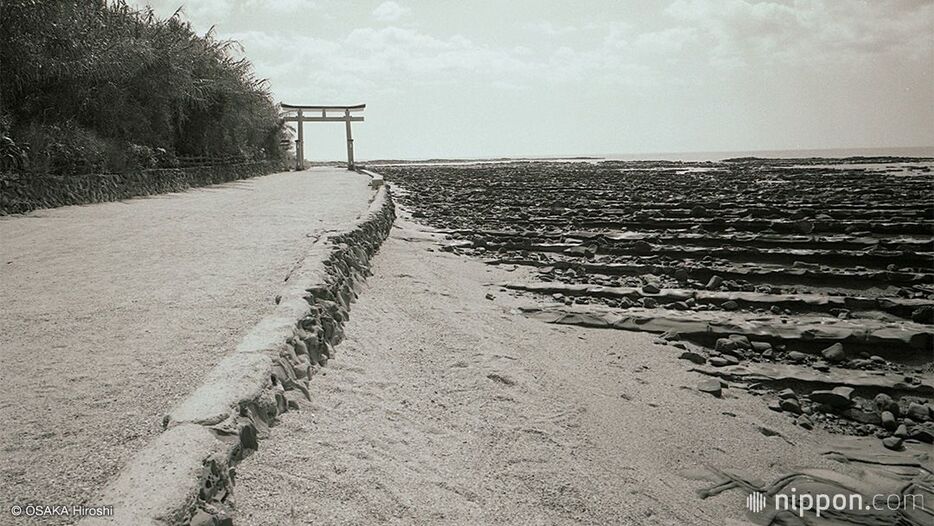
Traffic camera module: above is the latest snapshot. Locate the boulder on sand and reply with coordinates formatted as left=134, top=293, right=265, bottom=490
left=706, top=275, right=723, bottom=290
left=907, top=402, right=930, bottom=422
left=678, top=351, right=706, bottom=365
left=810, top=386, right=854, bottom=409
left=780, top=398, right=802, bottom=414
left=820, top=343, right=846, bottom=363
left=881, top=411, right=897, bottom=431
left=874, top=393, right=899, bottom=416
left=714, top=338, right=737, bottom=353
left=786, top=351, right=808, bottom=363
left=882, top=436, right=904, bottom=451
left=697, top=379, right=722, bottom=397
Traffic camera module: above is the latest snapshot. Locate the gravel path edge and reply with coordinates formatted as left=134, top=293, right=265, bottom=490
left=80, top=178, right=395, bottom=526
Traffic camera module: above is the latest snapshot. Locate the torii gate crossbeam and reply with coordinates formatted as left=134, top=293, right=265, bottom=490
left=282, top=103, right=365, bottom=171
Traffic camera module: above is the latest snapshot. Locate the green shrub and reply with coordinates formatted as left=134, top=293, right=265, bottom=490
left=0, top=0, right=286, bottom=176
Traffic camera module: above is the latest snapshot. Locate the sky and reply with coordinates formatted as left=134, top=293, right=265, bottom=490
left=132, top=0, right=933, bottom=160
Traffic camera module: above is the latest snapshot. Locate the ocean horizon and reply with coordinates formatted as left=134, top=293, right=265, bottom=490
left=361, top=145, right=934, bottom=164
left=603, top=145, right=934, bottom=162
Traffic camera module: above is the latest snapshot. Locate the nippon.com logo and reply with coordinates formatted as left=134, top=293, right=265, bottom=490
left=746, top=488, right=924, bottom=517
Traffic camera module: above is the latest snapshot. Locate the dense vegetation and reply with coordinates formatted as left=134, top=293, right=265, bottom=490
left=0, top=0, right=286, bottom=176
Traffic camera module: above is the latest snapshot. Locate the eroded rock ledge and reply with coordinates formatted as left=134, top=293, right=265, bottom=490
left=82, top=183, right=395, bottom=526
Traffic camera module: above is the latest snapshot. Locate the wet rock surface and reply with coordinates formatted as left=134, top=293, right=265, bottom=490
left=380, top=158, right=934, bottom=461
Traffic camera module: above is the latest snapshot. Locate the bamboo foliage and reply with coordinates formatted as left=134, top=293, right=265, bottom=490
left=0, top=0, right=286, bottom=176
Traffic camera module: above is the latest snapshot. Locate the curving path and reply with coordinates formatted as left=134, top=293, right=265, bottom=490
left=0, top=168, right=373, bottom=524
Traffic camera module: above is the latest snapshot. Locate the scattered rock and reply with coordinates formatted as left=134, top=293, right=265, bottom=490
left=756, top=425, right=787, bottom=440
left=820, top=342, right=846, bottom=363
left=768, top=400, right=783, bottom=412
left=728, top=334, right=751, bottom=349
left=794, top=220, right=815, bottom=234
left=874, top=393, right=899, bottom=416
left=907, top=402, right=930, bottom=422
left=679, top=351, right=706, bottom=365
left=786, top=351, right=808, bottom=363
left=908, top=425, right=934, bottom=443
left=882, top=436, right=904, bottom=451
left=721, top=300, right=739, bottom=311
left=631, top=240, right=653, bottom=255
left=642, top=283, right=661, bottom=294
left=780, top=398, right=802, bottom=414
left=881, top=411, right=897, bottom=431
left=849, top=358, right=871, bottom=369
left=708, top=356, right=730, bottom=367
left=894, top=424, right=909, bottom=438
left=714, top=338, right=737, bottom=353
left=842, top=407, right=881, bottom=425
left=642, top=297, right=658, bottom=308
left=796, top=415, right=813, bottom=430
left=777, top=388, right=797, bottom=400
left=697, top=379, right=722, bottom=397
left=810, top=387, right=853, bottom=409
left=706, top=275, right=723, bottom=290
left=751, top=341, right=772, bottom=352
left=911, top=306, right=933, bottom=324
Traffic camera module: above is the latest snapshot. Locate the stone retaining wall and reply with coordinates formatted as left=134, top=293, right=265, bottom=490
left=81, top=182, right=395, bottom=525
left=0, top=161, right=283, bottom=215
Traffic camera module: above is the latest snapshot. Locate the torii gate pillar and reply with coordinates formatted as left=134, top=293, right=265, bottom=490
left=344, top=109, right=355, bottom=170
left=282, top=103, right=365, bottom=171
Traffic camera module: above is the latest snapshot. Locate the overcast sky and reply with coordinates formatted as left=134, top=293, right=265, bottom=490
left=133, top=0, right=933, bottom=160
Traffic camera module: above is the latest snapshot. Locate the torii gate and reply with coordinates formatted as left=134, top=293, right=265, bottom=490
left=281, top=103, right=365, bottom=171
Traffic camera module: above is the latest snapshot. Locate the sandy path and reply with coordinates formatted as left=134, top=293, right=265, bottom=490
left=0, top=168, right=373, bottom=523
left=235, top=212, right=855, bottom=525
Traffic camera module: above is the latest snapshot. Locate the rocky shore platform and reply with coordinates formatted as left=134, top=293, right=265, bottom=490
left=372, top=158, right=933, bottom=524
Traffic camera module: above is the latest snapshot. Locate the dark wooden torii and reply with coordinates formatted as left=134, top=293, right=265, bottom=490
left=281, top=103, right=365, bottom=170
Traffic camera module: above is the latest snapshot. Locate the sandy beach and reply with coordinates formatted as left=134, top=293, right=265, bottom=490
left=232, top=209, right=886, bottom=525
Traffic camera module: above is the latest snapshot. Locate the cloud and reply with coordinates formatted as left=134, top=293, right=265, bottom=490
left=227, top=20, right=669, bottom=104
left=242, top=0, right=319, bottom=13
left=525, top=21, right=577, bottom=36
left=632, top=27, right=697, bottom=55
left=372, top=1, right=409, bottom=22
left=665, top=0, right=933, bottom=66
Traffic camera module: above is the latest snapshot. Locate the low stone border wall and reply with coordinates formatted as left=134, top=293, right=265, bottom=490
left=0, top=161, right=283, bottom=215
left=81, top=182, right=395, bottom=525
